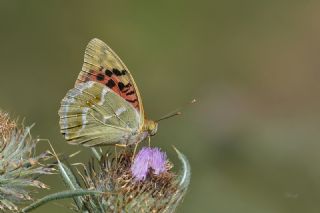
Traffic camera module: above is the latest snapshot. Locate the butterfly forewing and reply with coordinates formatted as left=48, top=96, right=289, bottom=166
left=59, top=81, right=140, bottom=146
left=76, top=38, right=144, bottom=126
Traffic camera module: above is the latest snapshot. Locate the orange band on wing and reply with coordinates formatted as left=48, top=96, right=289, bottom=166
left=80, top=67, right=140, bottom=110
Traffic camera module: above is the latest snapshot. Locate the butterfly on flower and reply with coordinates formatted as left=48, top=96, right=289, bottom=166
left=58, top=38, right=158, bottom=147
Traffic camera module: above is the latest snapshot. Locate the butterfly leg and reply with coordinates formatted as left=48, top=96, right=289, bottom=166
left=115, top=144, right=129, bottom=167
left=131, top=142, right=139, bottom=162
left=115, top=144, right=128, bottom=148
left=114, top=145, right=118, bottom=165
left=130, top=137, right=151, bottom=161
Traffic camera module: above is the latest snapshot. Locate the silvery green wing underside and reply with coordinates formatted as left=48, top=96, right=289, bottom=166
left=59, top=81, right=141, bottom=146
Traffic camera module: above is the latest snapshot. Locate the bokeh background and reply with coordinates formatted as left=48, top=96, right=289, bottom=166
left=1, top=1, right=320, bottom=212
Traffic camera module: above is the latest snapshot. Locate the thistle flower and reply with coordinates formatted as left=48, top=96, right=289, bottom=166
left=131, top=147, right=167, bottom=181
left=70, top=146, right=190, bottom=213
left=0, top=111, right=53, bottom=211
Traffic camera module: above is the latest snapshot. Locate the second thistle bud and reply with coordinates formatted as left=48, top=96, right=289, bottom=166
left=0, top=111, right=53, bottom=211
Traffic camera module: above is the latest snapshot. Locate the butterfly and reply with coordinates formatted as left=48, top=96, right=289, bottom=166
left=58, top=38, right=158, bottom=147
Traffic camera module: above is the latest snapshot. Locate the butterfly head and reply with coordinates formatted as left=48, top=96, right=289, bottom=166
left=144, top=119, right=158, bottom=136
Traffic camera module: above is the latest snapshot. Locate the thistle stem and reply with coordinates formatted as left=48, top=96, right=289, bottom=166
left=21, top=189, right=104, bottom=212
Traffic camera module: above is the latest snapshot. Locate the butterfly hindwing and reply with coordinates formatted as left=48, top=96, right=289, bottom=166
left=59, top=81, right=140, bottom=146
left=76, top=38, right=144, bottom=125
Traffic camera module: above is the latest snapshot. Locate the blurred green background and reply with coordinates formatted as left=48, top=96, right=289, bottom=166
left=1, top=1, right=320, bottom=212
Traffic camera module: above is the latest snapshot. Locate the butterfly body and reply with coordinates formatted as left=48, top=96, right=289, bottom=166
left=58, top=38, right=157, bottom=147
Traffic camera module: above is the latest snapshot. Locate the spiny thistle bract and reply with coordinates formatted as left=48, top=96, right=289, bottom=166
left=0, top=111, right=53, bottom=211
left=67, top=147, right=190, bottom=213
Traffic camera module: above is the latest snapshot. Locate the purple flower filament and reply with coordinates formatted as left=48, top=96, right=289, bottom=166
left=131, top=147, right=167, bottom=181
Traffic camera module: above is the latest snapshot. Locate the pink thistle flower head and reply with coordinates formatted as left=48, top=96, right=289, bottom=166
left=131, top=147, right=167, bottom=181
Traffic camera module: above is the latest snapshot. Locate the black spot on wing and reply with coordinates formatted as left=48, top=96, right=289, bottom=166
left=118, top=82, right=125, bottom=91
left=106, top=79, right=116, bottom=88
left=105, top=69, right=113, bottom=77
left=118, top=82, right=132, bottom=92
left=112, top=68, right=122, bottom=76
left=112, top=68, right=127, bottom=76
left=96, top=73, right=105, bottom=81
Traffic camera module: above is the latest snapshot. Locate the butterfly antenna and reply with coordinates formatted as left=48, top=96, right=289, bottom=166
left=156, top=111, right=182, bottom=122
left=156, top=99, right=196, bottom=122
